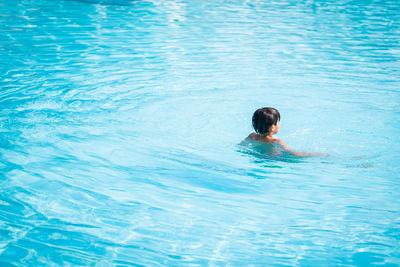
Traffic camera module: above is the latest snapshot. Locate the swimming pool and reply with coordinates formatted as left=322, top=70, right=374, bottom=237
left=1, top=0, right=399, bottom=265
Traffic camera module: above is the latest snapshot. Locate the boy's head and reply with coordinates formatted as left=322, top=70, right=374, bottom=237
left=252, top=107, right=280, bottom=135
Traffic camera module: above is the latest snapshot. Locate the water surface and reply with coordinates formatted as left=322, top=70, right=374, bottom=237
left=1, top=0, right=400, bottom=265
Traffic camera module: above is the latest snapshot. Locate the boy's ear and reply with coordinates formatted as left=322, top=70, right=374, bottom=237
left=270, top=125, right=275, bottom=132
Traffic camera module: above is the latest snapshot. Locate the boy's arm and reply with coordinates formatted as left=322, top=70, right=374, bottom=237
left=275, top=139, right=327, bottom=157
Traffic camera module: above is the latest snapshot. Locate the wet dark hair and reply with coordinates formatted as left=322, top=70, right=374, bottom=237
left=252, top=107, right=280, bottom=135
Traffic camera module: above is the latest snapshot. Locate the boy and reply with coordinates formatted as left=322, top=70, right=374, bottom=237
left=248, top=107, right=327, bottom=157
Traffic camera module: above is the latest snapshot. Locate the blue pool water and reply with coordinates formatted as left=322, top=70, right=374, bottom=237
left=1, top=0, right=400, bottom=265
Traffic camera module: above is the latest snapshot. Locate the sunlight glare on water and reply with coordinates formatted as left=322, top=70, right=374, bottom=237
left=0, top=0, right=400, bottom=265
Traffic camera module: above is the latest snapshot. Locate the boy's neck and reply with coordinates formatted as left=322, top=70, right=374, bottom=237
left=258, top=132, right=274, bottom=140
left=265, top=132, right=274, bottom=139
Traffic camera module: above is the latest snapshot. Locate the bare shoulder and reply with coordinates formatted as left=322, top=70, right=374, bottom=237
left=273, top=138, right=290, bottom=149
left=248, top=132, right=257, bottom=140
left=272, top=138, right=284, bottom=145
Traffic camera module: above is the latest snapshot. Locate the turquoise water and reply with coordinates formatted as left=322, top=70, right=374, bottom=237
left=1, top=0, right=400, bottom=265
